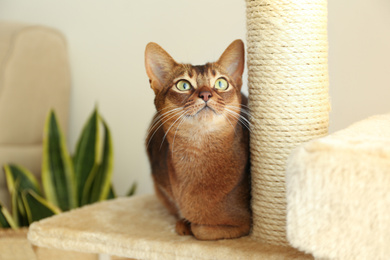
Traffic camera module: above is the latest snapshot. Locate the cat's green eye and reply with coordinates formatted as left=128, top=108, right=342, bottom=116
left=176, top=80, right=192, bottom=91
left=214, top=78, right=229, bottom=90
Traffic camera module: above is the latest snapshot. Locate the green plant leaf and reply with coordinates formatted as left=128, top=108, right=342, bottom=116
left=73, top=108, right=100, bottom=206
left=3, top=166, right=36, bottom=227
left=21, top=190, right=61, bottom=224
left=0, top=202, right=17, bottom=229
left=3, top=164, right=41, bottom=196
left=107, top=185, right=116, bottom=200
left=81, top=164, right=99, bottom=205
left=8, top=179, right=28, bottom=227
left=88, top=118, right=114, bottom=203
left=126, top=182, right=137, bottom=197
left=16, top=192, right=29, bottom=227
left=42, top=110, right=77, bottom=211
left=11, top=178, right=20, bottom=226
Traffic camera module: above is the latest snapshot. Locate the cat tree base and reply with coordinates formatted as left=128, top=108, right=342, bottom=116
left=28, top=195, right=312, bottom=260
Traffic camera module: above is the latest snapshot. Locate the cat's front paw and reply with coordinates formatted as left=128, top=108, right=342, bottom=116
left=175, top=219, right=193, bottom=236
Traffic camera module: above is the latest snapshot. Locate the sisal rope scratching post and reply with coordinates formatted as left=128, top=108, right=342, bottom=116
left=246, top=0, right=330, bottom=246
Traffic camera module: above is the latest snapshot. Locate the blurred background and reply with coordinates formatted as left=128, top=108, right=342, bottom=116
left=1, top=0, right=389, bottom=196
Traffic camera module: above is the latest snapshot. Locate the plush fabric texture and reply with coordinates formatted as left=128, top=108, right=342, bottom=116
left=0, top=228, right=37, bottom=260
left=28, top=195, right=312, bottom=260
left=0, top=228, right=97, bottom=260
left=286, top=113, right=390, bottom=259
left=0, top=21, right=71, bottom=209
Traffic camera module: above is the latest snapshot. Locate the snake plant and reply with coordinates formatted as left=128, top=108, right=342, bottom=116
left=0, top=108, right=134, bottom=228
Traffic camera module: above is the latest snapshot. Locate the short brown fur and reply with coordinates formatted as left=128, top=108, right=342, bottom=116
left=144, top=40, right=251, bottom=240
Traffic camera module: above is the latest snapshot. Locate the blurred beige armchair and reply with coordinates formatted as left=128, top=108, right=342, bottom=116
left=0, top=21, right=71, bottom=209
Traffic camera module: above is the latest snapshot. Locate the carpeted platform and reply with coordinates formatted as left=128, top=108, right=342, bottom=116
left=286, top=113, right=390, bottom=259
left=28, top=195, right=312, bottom=260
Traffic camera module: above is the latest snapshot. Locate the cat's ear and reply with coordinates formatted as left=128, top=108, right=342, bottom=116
left=217, top=39, right=245, bottom=85
left=145, top=42, right=177, bottom=94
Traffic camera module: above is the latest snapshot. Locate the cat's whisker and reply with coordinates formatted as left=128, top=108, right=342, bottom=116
left=149, top=107, right=178, bottom=127
left=147, top=109, right=185, bottom=148
left=239, top=109, right=252, bottom=119
left=223, top=109, right=254, bottom=137
left=171, top=113, right=188, bottom=154
left=230, top=107, right=252, bottom=119
left=221, top=113, right=238, bottom=136
left=225, top=108, right=253, bottom=133
left=149, top=107, right=183, bottom=130
left=160, top=111, right=188, bottom=150
left=227, top=114, right=251, bottom=132
left=225, top=106, right=253, bottom=125
left=156, top=106, right=179, bottom=114
left=225, top=104, right=252, bottom=117
left=225, top=106, right=253, bottom=124
left=147, top=117, right=171, bottom=145
left=147, top=108, right=183, bottom=137
left=232, top=113, right=253, bottom=132
left=230, top=103, right=251, bottom=110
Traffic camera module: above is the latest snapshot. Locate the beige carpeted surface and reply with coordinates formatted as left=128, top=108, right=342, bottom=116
left=286, top=113, right=390, bottom=259
left=28, top=195, right=312, bottom=260
left=0, top=228, right=98, bottom=260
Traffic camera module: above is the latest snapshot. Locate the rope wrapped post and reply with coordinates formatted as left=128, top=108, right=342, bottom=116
left=246, top=0, right=330, bottom=246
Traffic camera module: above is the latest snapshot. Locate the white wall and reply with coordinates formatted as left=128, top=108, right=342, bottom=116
left=328, top=0, right=390, bottom=132
left=1, top=0, right=389, bottom=196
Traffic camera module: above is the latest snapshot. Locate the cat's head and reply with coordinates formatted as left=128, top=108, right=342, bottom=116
left=145, top=40, right=245, bottom=130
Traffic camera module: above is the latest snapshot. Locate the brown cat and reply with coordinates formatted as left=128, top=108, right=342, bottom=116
left=144, top=40, right=251, bottom=240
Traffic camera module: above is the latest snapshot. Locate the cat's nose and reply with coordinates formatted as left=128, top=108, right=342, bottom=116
left=199, top=91, right=212, bottom=102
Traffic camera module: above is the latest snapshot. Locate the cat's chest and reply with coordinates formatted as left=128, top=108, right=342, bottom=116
left=167, top=134, right=245, bottom=212
left=168, top=130, right=228, bottom=156
left=170, top=137, right=218, bottom=164
left=168, top=134, right=235, bottom=176
left=164, top=119, right=239, bottom=178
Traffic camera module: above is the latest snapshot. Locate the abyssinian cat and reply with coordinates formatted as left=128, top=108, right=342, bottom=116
left=145, top=40, right=251, bottom=240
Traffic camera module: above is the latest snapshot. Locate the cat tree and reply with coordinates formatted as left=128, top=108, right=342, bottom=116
left=31, top=0, right=388, bottom=259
